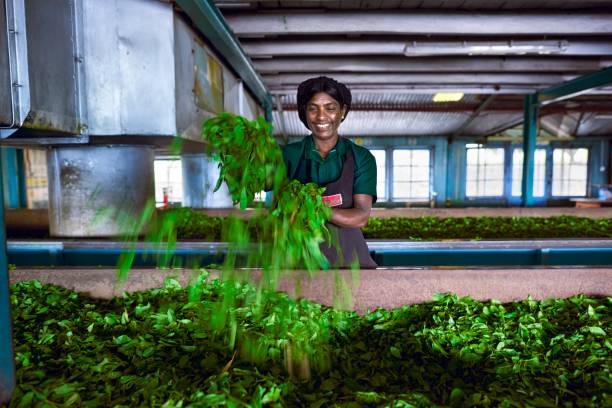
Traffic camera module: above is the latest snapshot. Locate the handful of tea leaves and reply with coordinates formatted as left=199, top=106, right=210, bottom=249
left=202, top=113, right=332, bottom=271
left=203, top=113, right=285, bottom=209
left=266, top=180, right=331, bottom=271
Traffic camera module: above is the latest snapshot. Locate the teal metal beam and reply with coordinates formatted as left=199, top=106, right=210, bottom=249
left=263, top=94, right=273, bottom=123
left=521, top=94, right=538, bottom=207
left=6, top=242, right=612, bottom=267
left=176, top=0, right=272, bottom=115
left=524, top=66, right=612, bottom=204
left=0, top=150, right=15, bottom=403
left=1, top=148, right=26, bottom=209
left=16, top=150, right=26, bottom=208
left=538, top=66, right=612, bottom=105
left=517, top=67, right=612, bottom=206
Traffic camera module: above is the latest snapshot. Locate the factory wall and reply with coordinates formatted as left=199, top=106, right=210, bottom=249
left=443, top=138, right=609, bottom=207
left=343, top=135, right=611, bottom=207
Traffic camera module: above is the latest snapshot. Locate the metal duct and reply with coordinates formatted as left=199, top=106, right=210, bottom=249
left=0, top=0, right=30, bottom=138
left=0, top=0, right=267, bottom=145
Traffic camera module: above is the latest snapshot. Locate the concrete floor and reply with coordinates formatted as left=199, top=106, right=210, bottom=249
left=10, top=267, right=612, bottom=313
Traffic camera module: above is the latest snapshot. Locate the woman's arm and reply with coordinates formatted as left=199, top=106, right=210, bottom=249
left=329, top=194, right=373, bottom=228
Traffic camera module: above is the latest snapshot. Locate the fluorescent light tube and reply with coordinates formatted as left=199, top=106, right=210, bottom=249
left=433, top=92, right=464, bottom=102
left=404, top=40, right=569, bottom=56
left=595, top=114, right=612, bottom=120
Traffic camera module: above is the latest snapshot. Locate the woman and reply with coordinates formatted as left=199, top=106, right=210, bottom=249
left=282, top=76, right=378, bottom=269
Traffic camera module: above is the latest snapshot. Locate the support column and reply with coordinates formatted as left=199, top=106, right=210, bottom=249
left=264, top=94, right=273, bottom=123
left=0, top=145, right=15, bottom=403
left=521, top=94, right=538, bottom=207
left=47, top=146, right=154, bottom=237
left=1, top=148, right=27, bottom=209
left=181, top=154, right=233, bottom=208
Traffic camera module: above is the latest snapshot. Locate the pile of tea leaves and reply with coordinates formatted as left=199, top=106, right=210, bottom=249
left=164, top=209, right=612, bottom=241
left=363, top=216, right=612, bottom=240
left=8, top=279, right=610, bottom=407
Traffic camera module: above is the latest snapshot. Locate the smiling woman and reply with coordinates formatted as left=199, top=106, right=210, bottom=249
left=281, top=76, right=378, bottom=269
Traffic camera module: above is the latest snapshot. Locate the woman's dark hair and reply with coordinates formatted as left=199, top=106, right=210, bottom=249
left=296, top=76, right=352, bottom=129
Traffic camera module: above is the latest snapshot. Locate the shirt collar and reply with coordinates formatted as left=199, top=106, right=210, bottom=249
left=305, top=135, right=346, bottom=162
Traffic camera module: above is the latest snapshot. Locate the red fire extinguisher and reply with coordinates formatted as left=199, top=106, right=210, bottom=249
left=162, top=187, right=169, bottom=209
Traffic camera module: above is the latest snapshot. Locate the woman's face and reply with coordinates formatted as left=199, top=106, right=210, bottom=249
left=306, top=92, right=346, bottom=143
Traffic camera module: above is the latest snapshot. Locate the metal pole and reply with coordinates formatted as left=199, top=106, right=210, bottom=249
left=521, top=93, right=538, bottom=207
left=264, top=94, right=273, bottom=124
left=0, top=148, right=15, bottom=402
left=273, top=95, right=289, bottom=144
left=1, top=148, right=22, bottom=208
left=16, top=149, right=27, bottom=208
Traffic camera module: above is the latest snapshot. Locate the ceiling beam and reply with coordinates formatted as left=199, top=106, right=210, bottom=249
left=242, top=39, right=612, bottom=57
left=262, top=73, right=577, bottom=86
left=275, top=106, right=612, bottom=114
left=452, top=95, right=497, bottom=138
left=538, top=66, right=612, bottom=105
left=254, top=57, right=612, bottom=74
left=268, top=85, right=612, bottom=95
left=483, top=115, right=528, bottom=137
left=224, top=11, right=612, bottom=36
left=540, top=116, right=576, bottom=138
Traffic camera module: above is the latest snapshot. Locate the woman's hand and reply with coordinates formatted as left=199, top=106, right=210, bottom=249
left=329, top=194, right=373, bottom=228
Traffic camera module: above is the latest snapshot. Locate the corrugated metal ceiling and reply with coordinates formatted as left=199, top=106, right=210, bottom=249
left=215, top=0, right=612, bottom=139
left=273, top=109, right=471, bottom=137
left=275, top=92, right=482, bottom=108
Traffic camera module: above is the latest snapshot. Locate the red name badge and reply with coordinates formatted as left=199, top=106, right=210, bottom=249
left=322, top=193, right=343, bottom=207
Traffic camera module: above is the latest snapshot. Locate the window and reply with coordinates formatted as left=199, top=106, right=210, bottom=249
left=369, top=149, right=387, bottom=201
left=154, top=157, right=183, bottom=206
left=552, top=148, right=588, bottom=196
left=24, top=149, right=49, bottom=209
left=254, top=191, right=267, bottom=202
left=465, top=145, right=504, bottom=197
left=392, top=149, right=430, bottom=201
left=511, top=148, right=547, bottom=197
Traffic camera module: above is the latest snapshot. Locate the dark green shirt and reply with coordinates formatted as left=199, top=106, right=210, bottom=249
left=281, top=136, right=377, bottom=203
